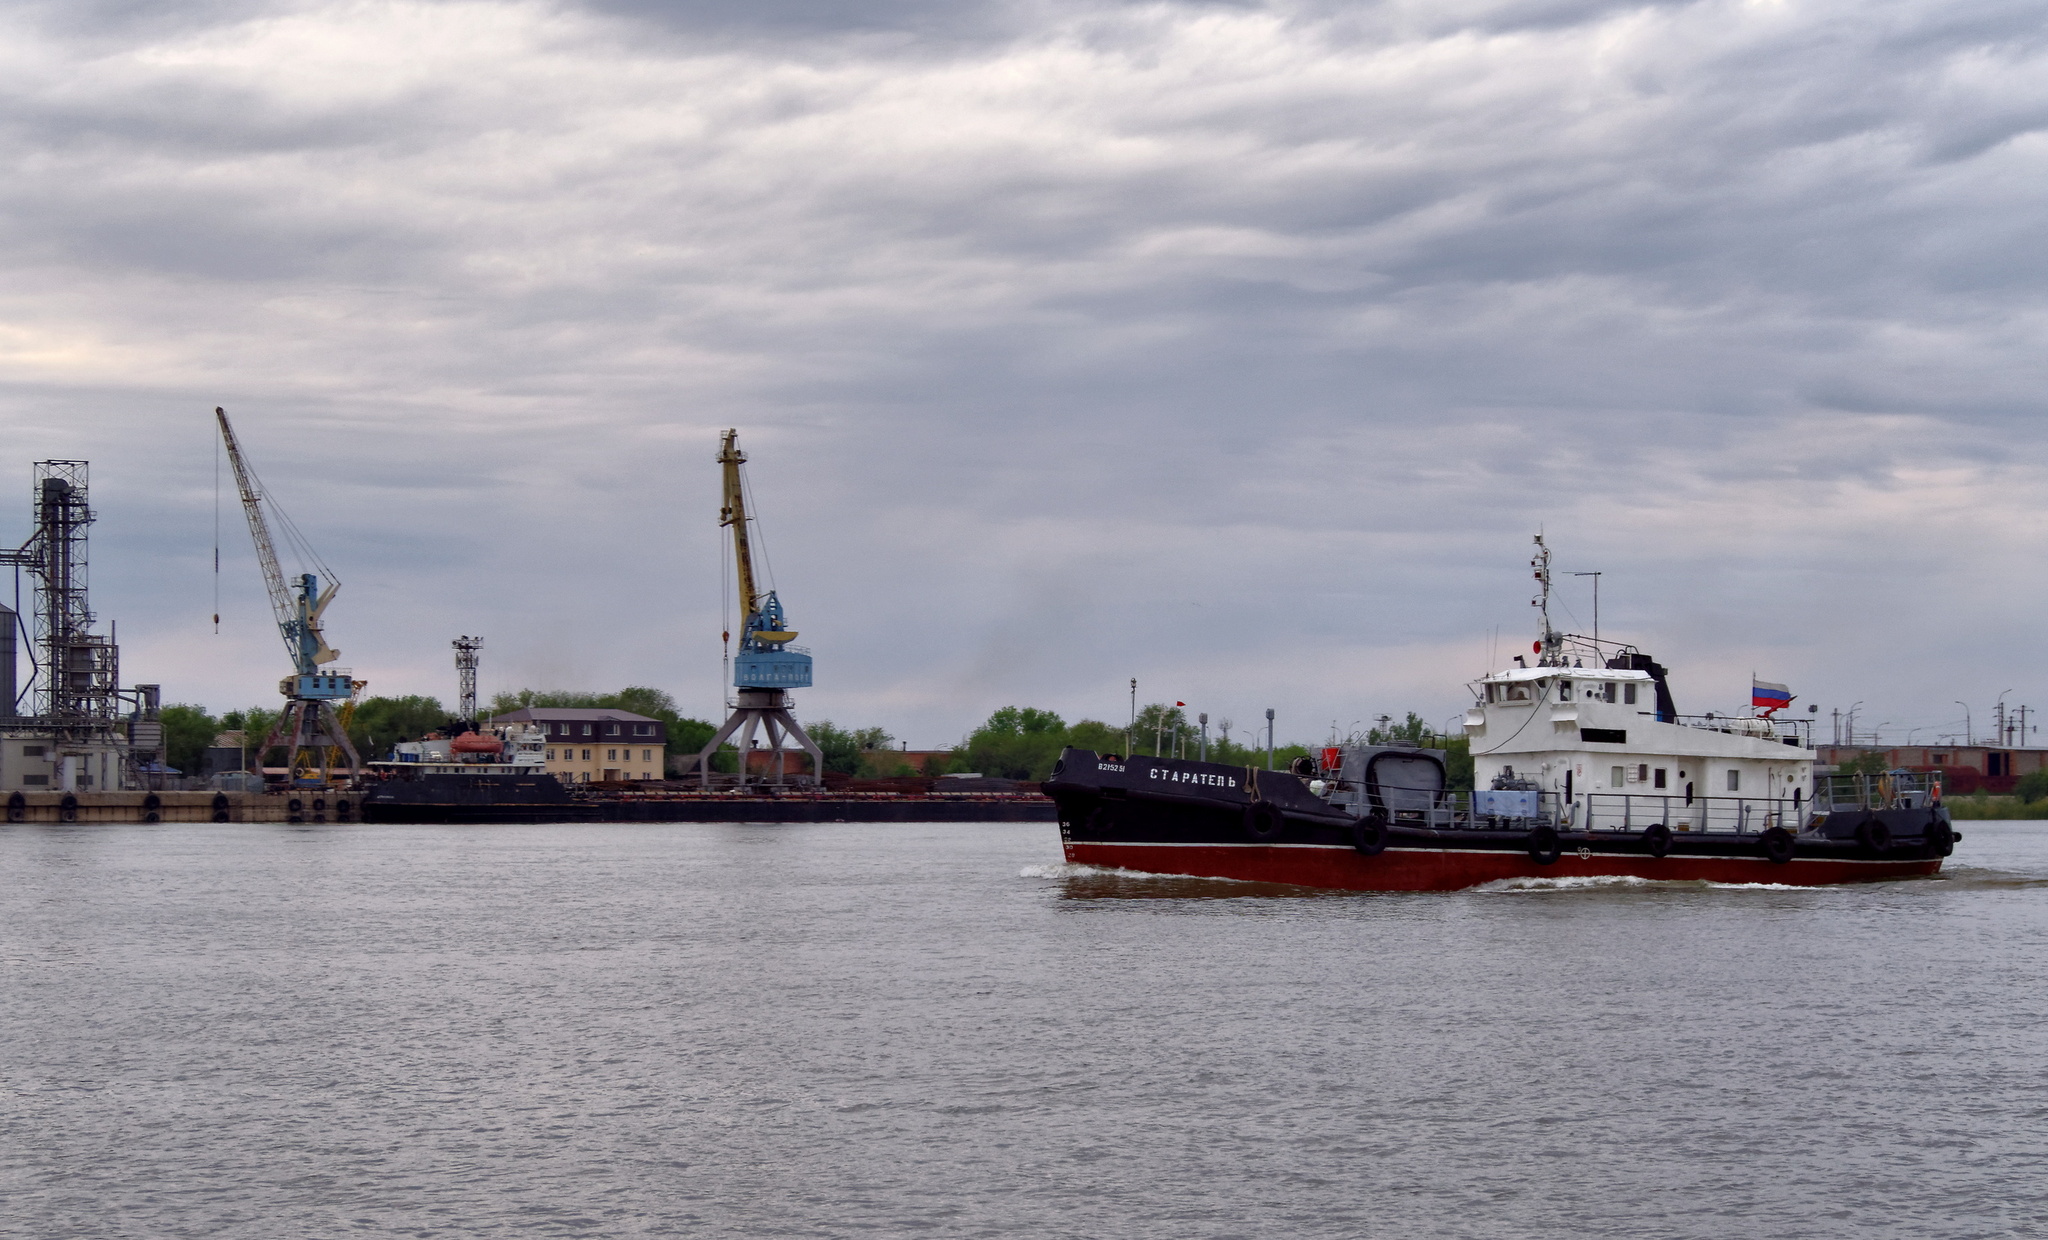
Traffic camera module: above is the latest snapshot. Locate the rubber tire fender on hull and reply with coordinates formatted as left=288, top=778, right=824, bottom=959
left=1641, top=823, right=1672, bottom=858
left=1856, top=817, right=1892, bottom=853
left=1244, top=801, right=1285, bottom=843
left=1759, top=826, right=1795, bottom=865
left=1925, top=813, right=1955, bottom=857
left=1527, top=825, right=1562, bottom=866
left=1351, top=812, right=1389, bottom=856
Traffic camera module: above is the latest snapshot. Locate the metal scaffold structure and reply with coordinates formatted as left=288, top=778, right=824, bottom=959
left=453, top=635, right=482, bottom=726
left=0, top=460, right=163, bottom=790
left=216, top=408, right=362, bottom=786
left=691, top=429, right=823, bottom=787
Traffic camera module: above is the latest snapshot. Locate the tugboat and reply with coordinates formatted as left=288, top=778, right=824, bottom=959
left=1042, top=537, right=1955, bottom=891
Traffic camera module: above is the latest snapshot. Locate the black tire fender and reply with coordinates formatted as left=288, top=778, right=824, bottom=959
left=1244, top=801, right=1286, bottom=843
left=1351, top=812, right=1389, bottom=856
left=1641, top=823, right=1672, bottom=859
left=1856, top=817, right=1892, bottom=853
left=212, top=810, right=231, bottom=823
left=211, top=793, right=230, bottom=813
left=287, top=798, right=304, bottom=813
left=6, top=791, right=24, bottom=823
left=58, top=793, right=78, bottom=823
left=1760, top=826, right=1795, bottom=865
left=1925, top=814, right=1954, bottom=857
left=1528, top=825, right=1562, bottom=866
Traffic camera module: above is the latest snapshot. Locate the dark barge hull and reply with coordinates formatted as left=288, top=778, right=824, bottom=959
left=359, top=775, right=1056, bottom=824
left=1042, top=749, right=1950, bottom=892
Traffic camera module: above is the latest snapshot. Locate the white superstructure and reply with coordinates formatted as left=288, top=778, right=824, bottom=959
left=1462, top=535, right=1817, bottom=833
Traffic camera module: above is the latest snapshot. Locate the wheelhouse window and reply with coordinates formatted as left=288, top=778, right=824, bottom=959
left=1558, top=680, right=1573, bottom=699
left=1726, top=769, right=1741, bottom=792
left=1601, top=683, right=1617, bottom=703
left=1624, top=684, right=1638, bottom=705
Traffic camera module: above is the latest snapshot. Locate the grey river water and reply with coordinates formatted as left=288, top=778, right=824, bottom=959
left=3, top=820, right=2045, bottom=1239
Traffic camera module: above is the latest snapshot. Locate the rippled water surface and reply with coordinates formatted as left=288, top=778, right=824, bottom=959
left=4, top=820, right=2045, bottom=1238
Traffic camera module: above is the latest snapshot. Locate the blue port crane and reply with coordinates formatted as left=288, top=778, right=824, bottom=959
left=691, top=429, right=823, bottom=786
left=215, top=407, right=361, bottom=784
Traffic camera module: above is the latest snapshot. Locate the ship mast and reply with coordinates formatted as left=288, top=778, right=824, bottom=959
left=1531, top=534, right=1564, bottom=667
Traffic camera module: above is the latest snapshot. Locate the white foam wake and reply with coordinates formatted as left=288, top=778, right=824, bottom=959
left=1473, top=874, right=1812, bottom=893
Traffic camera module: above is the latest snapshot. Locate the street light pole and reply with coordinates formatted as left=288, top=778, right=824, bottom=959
left=1265, top=708, right=1275, bottom=771
left=1128, top=677, right=1136, bottom=758
left=1956, top=700, right=1972, bottom=747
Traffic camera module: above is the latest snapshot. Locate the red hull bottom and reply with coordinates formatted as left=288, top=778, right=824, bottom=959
left=1063, top=841, right=1943, bottom=891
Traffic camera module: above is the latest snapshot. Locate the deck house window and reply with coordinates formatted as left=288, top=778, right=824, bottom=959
left=1726, top=769, right=1741, bottom=792
left=1624, top=684, right=1638, bottom=705
left=1654, top=768, right=1667, bottom=789
left=1610, top=766, right=1624, bottom=786
left=1601, top=683, right=1617, bottom=703
left=1558, top=680, right=1572, bottom=699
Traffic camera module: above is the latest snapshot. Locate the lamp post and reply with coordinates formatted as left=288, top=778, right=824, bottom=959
left=1127, top=677, right=1136, bottom=759
left=1955, top=700, right=1972, bottom=747
left=1199, top=713, right=1209, bottom=763
left=1265, top=708, right=1275, bottom=771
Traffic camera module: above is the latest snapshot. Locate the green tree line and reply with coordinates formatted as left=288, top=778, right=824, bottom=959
left=159, top=693, right=1469, bottom=791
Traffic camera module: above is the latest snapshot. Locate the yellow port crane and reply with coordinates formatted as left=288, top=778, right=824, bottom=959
left=691, top=429, right=822, bottom=786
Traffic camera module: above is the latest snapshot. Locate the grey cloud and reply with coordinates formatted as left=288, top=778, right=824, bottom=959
left=2, top=0, right=2047, bottom=744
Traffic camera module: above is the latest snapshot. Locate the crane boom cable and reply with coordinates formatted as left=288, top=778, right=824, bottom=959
left=738, top=461, right=777, bottom=598
left=215, top=408, right=298, bottom=657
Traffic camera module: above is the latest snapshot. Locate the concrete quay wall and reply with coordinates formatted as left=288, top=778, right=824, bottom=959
left=2, top=790, right=345, bottom=824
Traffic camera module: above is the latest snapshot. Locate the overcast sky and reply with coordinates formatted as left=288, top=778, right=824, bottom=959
left=4, top=0, right=2046, bottom=749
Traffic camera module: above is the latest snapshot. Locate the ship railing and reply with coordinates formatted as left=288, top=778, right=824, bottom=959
left=1574, top=792, right=1808, bottom=835
left=1356, top=783, right=1562, bottom=831
left=1353, top=782, right=1812, bottom=835
left=1815, top=771, right=1939, bottom=813
left=1668, top=714, right=1814, bottom=748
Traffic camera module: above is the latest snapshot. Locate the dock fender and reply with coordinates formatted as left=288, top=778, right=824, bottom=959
left=6, top=792, right=23, bottom=823
left=1641, top=823, right=1672, bottom=858
left=1856, top=817, right=1892, bottom=854
left=1527, top=825, right=1562, bottom=866
left=1244, top=801, right=1286, bottom=843
left=1351, top=812, right=1389, bottom=856
left=1760, top=826, right=1795, bottom=865
left=58, top=793, right=78, bottom=823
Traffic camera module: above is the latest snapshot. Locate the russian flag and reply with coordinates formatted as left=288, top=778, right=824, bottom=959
left=1752, top=679, right=1793, bottom=715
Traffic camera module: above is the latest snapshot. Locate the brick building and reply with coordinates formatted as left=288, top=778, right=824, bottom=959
left=1818, top=744, right=2048, bottom=795
left=487, top=707, right=667, bottom=784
